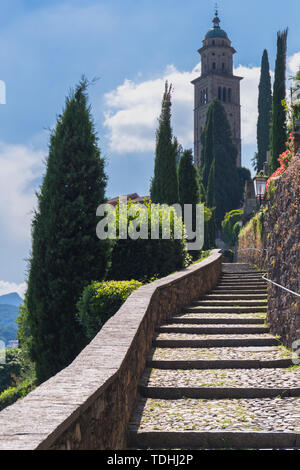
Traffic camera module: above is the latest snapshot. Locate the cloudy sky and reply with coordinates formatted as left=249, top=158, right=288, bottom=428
left=0, top=0, right=300, bottom=295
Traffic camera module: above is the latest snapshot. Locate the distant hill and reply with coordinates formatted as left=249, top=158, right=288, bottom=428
left=0, top=293, right=23, bottom=343
left=0, top=292, right=23, bottom=307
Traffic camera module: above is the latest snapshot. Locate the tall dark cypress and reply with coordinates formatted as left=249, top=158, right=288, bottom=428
left=205, top=158, right=216, bottom=247
left=178, top=149, right=201, bottom=256
left=150, top=81, right=179, bottom=205
left=270, top=29, right=288, bottom=173
left=256, top=49, right=272, bottom=172
left=201, top=99, right=240, bottom=227
left=26, top=78, right=110, bottom=383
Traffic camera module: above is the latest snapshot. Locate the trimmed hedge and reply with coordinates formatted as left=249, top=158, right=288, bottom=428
left=106, top=200, right=191, bottom=281
left=77, top=280, right=142, bottom=340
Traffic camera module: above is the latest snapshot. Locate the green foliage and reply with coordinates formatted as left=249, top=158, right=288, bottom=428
left=0, top=348, right=33, bottom=394
left=265, top=179, right=277, bottom=203
left=16, top=300, right=32, bottom=357
left=26, top=78, right=110, bottom=384
left=107, top=200, right=191, bottom=281
left=178, top=149, right=201, bottom=210
left=150, top=81, right=179, bottom=205
left=222, top=249, right=234, bottom=263
left=256, top=49, right=272, bottom=172
left=221, top=209, right=244, bottom=246
left=77, top=280, right=142, bottom=341
left=201, top=99, right=241, bottom=227
left=270, top=29, right=288, bottom=173
left=0, top=379, right=36, bottom=412
left=178, top=148, right=204, bottom=258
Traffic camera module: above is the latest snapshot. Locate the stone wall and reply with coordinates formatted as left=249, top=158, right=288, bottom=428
left=0, top=250, right=222, bottom=450
left=237, top=155, right=300, bottom=347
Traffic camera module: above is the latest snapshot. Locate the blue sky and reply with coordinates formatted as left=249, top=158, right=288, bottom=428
left=0, top=0, right=300, bottom=293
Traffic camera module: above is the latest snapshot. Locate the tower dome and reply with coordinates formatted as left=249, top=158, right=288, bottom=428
left=205, top=8, right=228, bottom=39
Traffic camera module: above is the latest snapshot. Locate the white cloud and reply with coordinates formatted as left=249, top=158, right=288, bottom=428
left=103, top=63, right=201, bottom=154
left=288, top=52, right=300, bottom=75
left=103, top=60, right=265, bottom=154
left=0, top=280, right=27, bottom=298
left=104, top=55, right=299, bottom=156
left=0, top=142, right=44, bottom=242
left=235, top=65, right=261, bottom=145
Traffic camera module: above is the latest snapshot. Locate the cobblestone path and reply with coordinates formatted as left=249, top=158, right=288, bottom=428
left=127, top=264, right=300, bottom=449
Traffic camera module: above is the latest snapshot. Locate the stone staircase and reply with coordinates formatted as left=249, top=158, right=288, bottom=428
left=127, top=264, right=300, bottom=450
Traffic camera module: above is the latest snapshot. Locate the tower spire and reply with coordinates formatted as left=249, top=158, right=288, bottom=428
left=213, top=4, right=220, bottom=29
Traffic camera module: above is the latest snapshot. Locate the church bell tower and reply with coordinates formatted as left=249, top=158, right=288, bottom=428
left=192, top=8, right=242, bottom=168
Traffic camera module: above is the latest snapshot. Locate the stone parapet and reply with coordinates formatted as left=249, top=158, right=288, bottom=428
left=237, top=155, right=300, bottom=348
left=0, top=250, right=222, bottom=450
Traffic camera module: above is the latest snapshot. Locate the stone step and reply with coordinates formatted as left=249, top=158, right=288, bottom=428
left=128, top=397, right=300, bottom=449
left=216, top=282, right=267, bottom=287
left=214, top=284, right=267, bottom=289
left=169, top=314, right=266, bottom=325
left=158, top=325, right=269, bottom=335
left=127, top=430, right=300, bottom=450
left=201, top=294, right=267, bottom=300
left=139, top=386, right=300, bottom=400
left=191, top=300, right=267, bottom=307
left=185, top=306, right=267, bottom=313
left=220, top=276, right=265, bottom=281
left=139, top=368, right=300, bottom=399
left=149, top=346, right=291, bottom=364
left=211, top=289, right=267, bottom=294
left=147, top=358, right=293, bottom=370
left=153, top=336, right=279, bottom=348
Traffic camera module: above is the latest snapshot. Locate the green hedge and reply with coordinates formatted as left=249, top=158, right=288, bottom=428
left=77, top=280, right=142, bottom=340
left=107, top=200, right=191, bottom=281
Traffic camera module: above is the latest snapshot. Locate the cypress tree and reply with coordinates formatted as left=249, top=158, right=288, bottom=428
left=206, top=158, right=216, bottom=247
left=26, top=78, right=110, bottom=383
left=178, top=149, right=201, bottom=211
left=201, top=99, right=240, bottom=228
left=256, top=49, right=272, bottom=172
left=270, top=29, right=288, bottom=173
left=201, top=104, right=214, bottom=188
left=178, top=149, right=201, bottom=256
left=150, top=81, right=179, bottom=205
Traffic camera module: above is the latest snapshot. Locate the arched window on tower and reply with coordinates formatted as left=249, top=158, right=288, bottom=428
left=228, top=88, right=232, bottom=103
left=223, top=87, right=227, bottom=102
left=218, top=87, right=222, bottom=100
left=222, top=62, right=225, bottom=72
left=212, top=62, right=216, bottom=70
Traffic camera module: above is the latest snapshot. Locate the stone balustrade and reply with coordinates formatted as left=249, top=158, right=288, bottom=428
left=0, top=250, right=222, bottom=450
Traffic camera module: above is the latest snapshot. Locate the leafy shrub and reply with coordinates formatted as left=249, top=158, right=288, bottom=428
left=221, top=209, right=243, bottom=246
left=0, top=379, right=36, bottom=412
left=0, top=348, right=33, bottom=394
left=107, top=200, right=191, bottom=281
left=77, top=280, right=142, bottom=340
